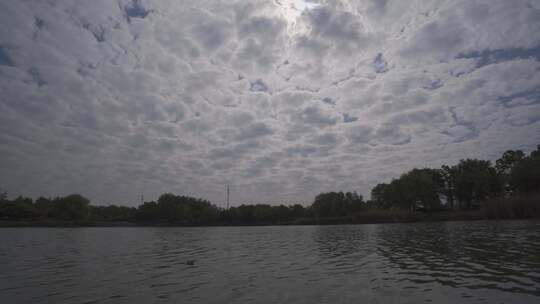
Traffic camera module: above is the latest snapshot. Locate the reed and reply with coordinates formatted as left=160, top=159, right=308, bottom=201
left=482, top=192, right=540, bottom=219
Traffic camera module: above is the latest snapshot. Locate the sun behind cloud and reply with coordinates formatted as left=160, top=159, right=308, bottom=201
left=274, top=0, right=320, bottom=34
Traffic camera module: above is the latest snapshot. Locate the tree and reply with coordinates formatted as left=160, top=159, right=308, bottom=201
left=51, top=194, right=90, bottom=221
left=447, top=159, right=502, bottom=209
left=398, top=169, right=443, bottom=211
left=157, top=193, right=183, bottom=222
left=34, top=197, right=53, bottom=218
left=0, top=189, right=7, bottom=202
left=90, top=205, right=135, bottom=221
left=135, top=193, right=220, bottom=224
left=291, top=204, right=309, bottom=219
left=508, top=146, right=540, bottom=193
left=136, top=201, right=160, bottom=222
left=0, top=195, right=36, bottom=220
left=312, top=191, right=363, bottom=217
left=496, top=150, right=526, bottom=176
left=496, top=150, right=526, bottom=193
left=370, top=169, right=442, bottom=211
left=440, top=165, right=455, bottom=209
left=371, top=183, right=392, bottom=209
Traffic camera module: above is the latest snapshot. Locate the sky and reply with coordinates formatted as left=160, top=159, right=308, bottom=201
left=1, top=0, right=540, bottom=207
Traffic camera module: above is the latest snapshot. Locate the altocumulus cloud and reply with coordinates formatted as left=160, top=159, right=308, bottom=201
left=1, top=0, right=540, bottom=205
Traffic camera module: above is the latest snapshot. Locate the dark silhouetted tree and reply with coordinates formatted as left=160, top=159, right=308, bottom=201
left=508, top=146, right=540, bottom=193
left=447, top=159, right=502, bottom=209
left=0, top=189, right=7, bottom=202
left=398, top=169, right=443, bottom=211
left=312, top=191, right=364, bottom=217
left=34, top=197, right=53, bottom=218
left=50, top=194, right=90, bottom=221
left=370, top=169, right=442, bottom=211
left=496, top=149, right=526, bottom=193
left=0, top=195, right=36, bottom=220
left=136, top=201, right=160, bottom=222
left=90, top=205, right=136, bottom=221
left=371, top=183, right=392, bottom=209
left=440, top=165, right=455, bottom=209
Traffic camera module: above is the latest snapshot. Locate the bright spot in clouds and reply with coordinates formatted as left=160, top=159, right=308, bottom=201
left=275, top=0, right=320, bottom=33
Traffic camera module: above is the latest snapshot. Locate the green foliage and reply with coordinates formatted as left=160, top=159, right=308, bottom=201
left=135, top=201, right=160, bottom=222
left=371, top=183, right=391, bottom=209
left=0, top=193, right=90, bottom=221
left=312, top=191, right=364, bottom=217
left=371, top=169, right=442, bottom=211
left=225, top=203, right=310, bottom=224
left=399, top=169, right=443, bottom=211
left=34, top=197, right=53, bottom=217
left=50, top=194, right=90, bottom=221
left=136, top=194, right=219, bottom=224
left=445, top=159, right=502, bottom=209
left=496, top=150, right=526, bottom=193
left=90, top=205, right=136, bottom=221
left=496, top=150, right=525, bottom=176
left=0, top=195, right=36, bottom=220
left=508, top=146, right=540, bottom=193
left=439, top=165, right=455, bottom=208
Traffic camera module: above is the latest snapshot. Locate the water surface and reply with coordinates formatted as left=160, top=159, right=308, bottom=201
left=1, top=220, right=539, bottom=303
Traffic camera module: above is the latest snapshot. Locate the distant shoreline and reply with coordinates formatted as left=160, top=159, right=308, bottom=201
left=1, top=210, right=538, bottom=228
left=2, top=145, right=539, bottom=228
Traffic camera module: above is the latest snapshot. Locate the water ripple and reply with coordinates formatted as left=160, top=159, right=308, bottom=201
left=0, top=221, right=539, bottom=303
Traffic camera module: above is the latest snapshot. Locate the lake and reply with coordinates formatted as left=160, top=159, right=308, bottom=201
left=1, top=220, right=539, bottom=303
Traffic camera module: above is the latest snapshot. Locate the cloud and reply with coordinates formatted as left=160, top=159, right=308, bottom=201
left=343, top=113, right=358, bottom=123
left=372, top=124, right=412, bottom=146
left=0, top=0, right=539, bottom=205
left=321, top=96, right=336, bottom=105
left=303, top=5, right=367, bottom=47
left=27, top=67, right=46, bottom=87
left=347, top=125, right=373, bottom=145
left=123, top=0, right=153, bottom=23
left=235, top=122, right=273, bottom=141
left=456, top=46, right=540, bottom=70
left=249, top=79, right=269, bottom=93
left=238, top=15, right=286, bottom=45
left=191, top=18, right=231, bottom=52
left=373, top=53, right=388, bottom=73
left=310, top=132, right=340, bottom=146
left=298, top=106, right=339, bottom=128
left=0, top=46, right=14, bottom=66
left=400, top=19, right=466, bottom=61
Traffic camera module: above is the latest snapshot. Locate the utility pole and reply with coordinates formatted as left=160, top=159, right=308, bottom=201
left=226, top=184, right=230, bottom=210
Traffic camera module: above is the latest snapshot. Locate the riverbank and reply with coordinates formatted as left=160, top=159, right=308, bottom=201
left=0, top=210, right=535, bottom=227
left=0, top=220, right=136, bottom=227
left=2, top=193, right=538, bottom=227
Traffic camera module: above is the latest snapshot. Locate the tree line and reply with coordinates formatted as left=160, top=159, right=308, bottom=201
left=1, top=145, right=539, bottom=225
left=370, top=145, right=539, bottom=212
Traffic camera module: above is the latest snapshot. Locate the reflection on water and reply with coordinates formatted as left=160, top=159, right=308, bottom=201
left=375, top=222, right=540, bottom=302
left=0, top=221, right=539, bottom=303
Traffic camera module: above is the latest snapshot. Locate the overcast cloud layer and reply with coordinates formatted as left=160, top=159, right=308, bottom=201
left=1, top=0, right=540, bottom=206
